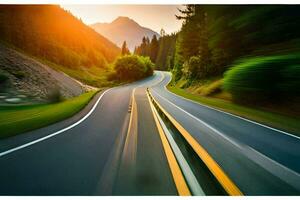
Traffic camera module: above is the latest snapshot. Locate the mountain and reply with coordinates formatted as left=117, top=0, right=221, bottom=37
left=91, top=16, right=160, bottom=51
left=0, top=5, right=120, bottom=70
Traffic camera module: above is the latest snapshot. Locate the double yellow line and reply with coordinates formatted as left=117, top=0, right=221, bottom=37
left=147, top=90, right=191, bottom=196
left=147, top=89, right=243, bottom=196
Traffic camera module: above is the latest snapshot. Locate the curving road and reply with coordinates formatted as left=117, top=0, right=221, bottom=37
left=0, top=71, right=299, bottom=195
left=0, top=72, right=177, bottom=195
left=151, top=71, right=300, bottom=195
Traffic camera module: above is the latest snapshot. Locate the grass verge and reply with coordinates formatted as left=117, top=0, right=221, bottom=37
left=44, top=60, right=118, bottom=88
left=0, top=90, right=98, bottom=139
left=168, top=86, right=300, bottom=136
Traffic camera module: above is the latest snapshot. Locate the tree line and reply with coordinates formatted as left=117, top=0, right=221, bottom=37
left=134, top=31, right=176, bottom=71
left=173, top=5, right=300, bottom=103
left=172, top=5, right=300, bottom=77
left=134, top=5, right=300, bottom=104
left=113, top=41, right=154, bottom=82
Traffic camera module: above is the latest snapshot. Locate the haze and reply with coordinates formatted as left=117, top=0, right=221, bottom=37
left=61, top=5, right=184, bottom=34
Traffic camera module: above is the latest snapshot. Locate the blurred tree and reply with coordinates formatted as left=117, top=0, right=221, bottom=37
left=121, top=41, right=130, bottom=55
left=135, top=33, right=176, bottom=71
left=150, top=35, right=159, bottom=62
left=160, top=28, right=166, bottom=37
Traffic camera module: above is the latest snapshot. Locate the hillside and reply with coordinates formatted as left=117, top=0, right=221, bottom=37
left=0, top=43, right=86, bottom=104
left=0, top=5, right=120, bottom=70
left=91, top=16, right=160, bottom=51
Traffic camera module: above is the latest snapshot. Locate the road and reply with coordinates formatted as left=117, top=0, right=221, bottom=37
left=0, top=71, right=299, bottom=195
left=0, top=72, right=177, bottom=195
left=150, top=71, right=300, bottom=195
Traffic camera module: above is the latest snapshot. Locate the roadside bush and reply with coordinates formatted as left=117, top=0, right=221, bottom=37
left=183, top=56, right=211, bottom=79
left=0, top=72, right=9, bottom=92
left=47, top=88, right=63, bottom=103
left=279, top=65, right=300, bottom=96
left=223, top=54, right=300, bottom=104
left=184, top=56, right=200, bottom=79
left=140, top=56, right=154, bottom=77
left=113, top=55, right=154, bottom=81
left=0, top=73, right=8, bottom=84
left=172, top=67, right=183, bottom=82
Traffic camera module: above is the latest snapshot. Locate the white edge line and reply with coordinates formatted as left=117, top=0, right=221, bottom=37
left=151, top=89, right=300, bottom=182
left=161, top=72, right=300, bottom=140
left=0, top=89, right=111, bottom=157
left=151, top=89, right=243, bottom=149
left=0, top=72, right=164, bottom=158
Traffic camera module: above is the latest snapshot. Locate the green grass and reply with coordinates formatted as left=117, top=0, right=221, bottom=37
left=41, top=59, right=118, bottom=88
left=0, top=90, right=98, bottom=139
left=168, top=86, right=300, bottom=136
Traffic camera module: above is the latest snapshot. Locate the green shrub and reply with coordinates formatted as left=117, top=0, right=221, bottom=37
left=140, top=56, right=154, bottom=77
left=183, top=56, right=199, bottom=79
left=0, top=73, right=8, bottom=84
left=0, top=73, right=9, bottom=92
left=183, top=56, right=211, bottom=79
left=223, top=54, right=300, bottom=103
left=279, top=65, right=300, bottom=96
left=113, top=55, right=154, bottom=81
left=47, top=88, right=63, bottom=103
left=172, top=67, right=183, bottom=82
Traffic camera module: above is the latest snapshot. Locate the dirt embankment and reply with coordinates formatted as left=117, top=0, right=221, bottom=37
left=0, top=43, right=87, bottom=104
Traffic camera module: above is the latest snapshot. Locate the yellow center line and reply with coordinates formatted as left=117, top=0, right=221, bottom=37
left=122, top=88, right=138, bottom=166
left=146, top=91, right=191, bottom=196
left=148, top=90, right=243, bottom=196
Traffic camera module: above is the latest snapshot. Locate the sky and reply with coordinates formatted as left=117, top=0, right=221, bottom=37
left=61, top=5, right=184, bottom=34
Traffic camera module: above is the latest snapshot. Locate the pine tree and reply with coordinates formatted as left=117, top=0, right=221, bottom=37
left=156, top=34, right=176, bottom=70
left=140, top=37, right=147, bottom=56
left=133, top=47, right=137, bottom=54
left=174, top=5, right=211, bottom=79
left=150, top=35, right=159, bottom=62
left=160, top=28, right=166, bottom=37
left=121, top=41, right=130, bottom=55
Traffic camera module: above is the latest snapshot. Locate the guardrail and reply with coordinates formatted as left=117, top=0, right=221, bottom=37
left=146, top=88, right=243, bottom=196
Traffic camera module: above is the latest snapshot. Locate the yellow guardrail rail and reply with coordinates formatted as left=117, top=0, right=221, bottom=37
left=147, top=88, right=243, bottom=196
left=147, top=91, right=191, bottom=196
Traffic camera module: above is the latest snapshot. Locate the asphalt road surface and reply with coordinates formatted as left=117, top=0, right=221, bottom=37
left=0, top=71, right=299, bottom=195
left=0, top=72, right=177, bottom=195
left=151, top=71, right=300, bottom=195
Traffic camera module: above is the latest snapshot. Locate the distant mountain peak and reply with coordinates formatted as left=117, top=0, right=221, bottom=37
left=113, top=16, right=132, bottom=22
left=111, top=16, right=139, bottom=26
left=91, top=16, right=160, bottom=51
